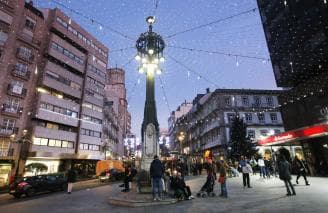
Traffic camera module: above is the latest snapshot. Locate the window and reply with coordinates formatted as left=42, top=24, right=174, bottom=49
left=33, top=137, right=73, bottom=148
left=33, top=137, right=41, bottom=145
left=46, top=123, right=59, bottom=130
left=70, top=82, right=81, bottom=90
left=51, top=42, right=84, bottom=65
left=247, top=130, right=255, bottom=138
left=10, top=81, right=24, bottom=94
left=15, top=62, right=28, bottom=75
left=242, top=96, right=249, bottom=106
left=257, top=113, right=265, bottom=123
left=227, top=113, right=235, bottom=123
left=6, top=98, right=20, bottom=112
left=254, top=96, right=261, bottom=106
left=40, top=102, right=78, bottom=118
left=270, top=113, right=278, bottom=123
left=18, top=46, right=32, bottom=59
left=224, top=97, right=231, bottom=106
left=266, top=97, right=274, bottom=107
left=25, top=17, right=36, bottom=31
left=245, top=113, right=252, bottom=123
left=0, top=31, right=8, bottom=45
left=40, top=138, right=48, bottom=146
left=48, top=139, right=56, bottom=146
left=260, top=129, right=268, bottom=137
left=274, top=129, right=281, bottom=135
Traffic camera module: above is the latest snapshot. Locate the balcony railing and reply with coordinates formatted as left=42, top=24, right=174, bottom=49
left=7, top=84, right=27, bottom=98
left=16, top=48, right=35, bottom=63
left=18, top=31, right=41, bottom=47
left=0, top=1, right=14, bottom=13
left=1, top=104, right=23, bottom=116
left=11, top=65, right=31, bottom=80
left=0, top=126, right=18, bottom=136
left=0, top=148, right=14, bottom=157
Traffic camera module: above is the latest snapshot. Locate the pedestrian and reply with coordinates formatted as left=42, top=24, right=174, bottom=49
left=258, top=157, right=266, bottom=178
left=170, top=172, right=194, bottom=200
left=197, top=162, right=202, bottom=175
left=278, top=155, right=296, bottom=196
left=150, top=155, right=165, bottom=201
left=250, top=157, right=257, bottom=175
left=264, top=157, right=271, bottom=178
left=121, top=165, right=138, bottom=192
left=294, top=155, right=310, bottom=186
left=218, top=161, right=228, bottom=198
left=240, top=156, right=252, bottom=188
left=176, top=159, right=185, bottom=180
left=67, top=167, right=77, bottom=194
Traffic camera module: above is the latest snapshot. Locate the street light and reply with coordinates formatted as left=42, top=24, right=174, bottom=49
left=177, top=132, right=186, bottom=154
left=138, top=16, right=165, bottom=160
left=10, top=129, right=31, bottom=180
left=136, top=16, right=165, bottom=77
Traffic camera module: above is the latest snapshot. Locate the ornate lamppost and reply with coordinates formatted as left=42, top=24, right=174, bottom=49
left=136, top=16, right=165, bottom=170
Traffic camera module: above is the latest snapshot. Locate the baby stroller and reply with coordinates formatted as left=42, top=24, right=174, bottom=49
left=197, top=173, right=216, bottom=198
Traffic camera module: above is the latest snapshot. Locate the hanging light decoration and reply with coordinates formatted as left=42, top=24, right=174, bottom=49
left=135, top=16, right=165, bottom=76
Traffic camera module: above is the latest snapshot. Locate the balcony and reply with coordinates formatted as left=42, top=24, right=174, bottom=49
left=16, top=48, right=35, bottom=63
left=0, top=148, right=14, bottom=157
left=10, top=65, right=31, bottom=80
left=7, top=84, right=27, bottom=98
left=1, top=104, right=23, bottom=117
left=0, top=126, right=18, bottom=136
left=17, top=31, right=41, bottom=48
left=0, top=1, right=14, bottom=14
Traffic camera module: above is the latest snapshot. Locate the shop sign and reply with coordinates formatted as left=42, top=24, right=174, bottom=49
left=258, top=123, right=328, bottom=146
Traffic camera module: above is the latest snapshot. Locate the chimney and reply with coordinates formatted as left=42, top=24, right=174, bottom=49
left=206, top=88, right=210, bottom=93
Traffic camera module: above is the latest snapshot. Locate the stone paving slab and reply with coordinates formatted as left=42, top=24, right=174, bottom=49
left=0, top=174, right=327, bottom=213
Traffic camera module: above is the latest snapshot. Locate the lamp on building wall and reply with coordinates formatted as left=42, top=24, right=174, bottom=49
left=177, top=131, right=186, bottom=154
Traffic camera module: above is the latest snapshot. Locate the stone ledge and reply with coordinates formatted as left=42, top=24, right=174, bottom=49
left=108, top=196, right=178, bottom=207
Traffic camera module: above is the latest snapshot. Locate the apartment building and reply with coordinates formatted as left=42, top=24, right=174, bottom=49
left=104, top=68, right=131, bottom=157
left=173, top=89, right=286, bottom=160
left=167, top=101, right=192, bottom=152
left=0, top=0, right=110, bottom=181
left=0, top=0, right=46, bottom=186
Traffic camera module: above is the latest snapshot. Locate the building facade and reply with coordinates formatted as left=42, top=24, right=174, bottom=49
left=172, top=89, right=285, bottom=161
left=257, top=0, right=328, bottom=175
left=167, top=101, right=192, bottom=152
left=0, top=0, right=46, bottom=186
left=0, top=0, right=111, bottom=181
left=104, top=68, right=131, bottom=157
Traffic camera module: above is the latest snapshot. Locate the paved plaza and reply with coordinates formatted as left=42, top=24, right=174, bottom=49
left=0, top=174, right=327, bottom=213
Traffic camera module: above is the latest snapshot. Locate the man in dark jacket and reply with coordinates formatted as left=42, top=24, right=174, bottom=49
left=150, top=155, right=164, bottom=201
left=67, top=167, right=77, bottom=194
left=294, top=155, right=310, bottom=186
left=278, top=155, right=296, bottom=196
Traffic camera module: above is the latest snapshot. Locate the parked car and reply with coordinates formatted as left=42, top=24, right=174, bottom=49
left=99, top=169, right=125, bottom=182
left=9, top=174, right=67, bottom=198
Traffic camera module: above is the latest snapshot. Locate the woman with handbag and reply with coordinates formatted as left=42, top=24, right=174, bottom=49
left=218, top=161, right=228, bottom=198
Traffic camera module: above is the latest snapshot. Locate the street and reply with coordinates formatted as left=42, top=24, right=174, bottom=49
left=0, top=174, right=327, bottom=213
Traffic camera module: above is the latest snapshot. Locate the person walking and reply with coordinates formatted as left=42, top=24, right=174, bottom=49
left=294, top=155, right=310, bottom=185
left=67, top=167, right=77, bottom=194
left=278, top=155, right=296, bottom=196
left=250, top=157, right=257, bottom=175
left=240, top=157, right=252, bottom=188
left=150, top=155, right=165, bottom=201
left=218, top=161, right=228, bottom=198
left=258, top=157, right=266, bottom=178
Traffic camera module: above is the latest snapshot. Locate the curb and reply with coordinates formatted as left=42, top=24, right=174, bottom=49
left=108, top=196, right=178, bottom=207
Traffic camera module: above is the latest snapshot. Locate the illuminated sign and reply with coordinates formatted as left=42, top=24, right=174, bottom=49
left=258, top=123, right=328, bottom=146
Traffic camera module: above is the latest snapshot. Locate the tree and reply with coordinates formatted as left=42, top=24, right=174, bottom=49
left=229, top=115, right=258, bottom=160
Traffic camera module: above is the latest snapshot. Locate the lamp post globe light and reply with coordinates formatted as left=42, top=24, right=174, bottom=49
left=136, top=16, right=165, bottom=170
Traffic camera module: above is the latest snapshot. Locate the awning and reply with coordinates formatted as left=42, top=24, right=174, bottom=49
left=258, top=123, right=328, bottom=146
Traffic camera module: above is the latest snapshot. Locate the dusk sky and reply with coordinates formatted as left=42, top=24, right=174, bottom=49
left=34, top=0, right=279, bottom=137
